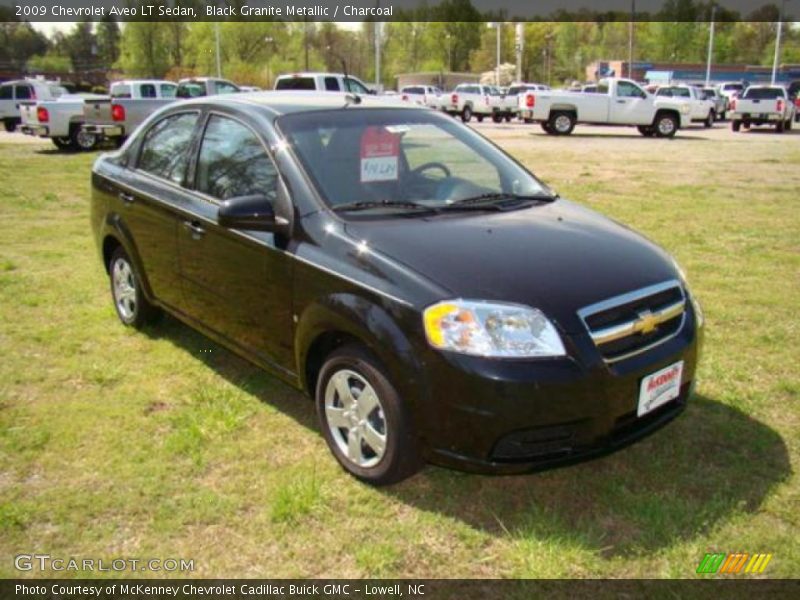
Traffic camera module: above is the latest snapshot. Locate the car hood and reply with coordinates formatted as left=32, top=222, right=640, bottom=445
left=343, top=199, right=679, bottom=333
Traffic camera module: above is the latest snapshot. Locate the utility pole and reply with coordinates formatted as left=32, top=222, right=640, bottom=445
left=705, top=4, right=716, bottom=87
left=771, top=0, right=788, bottom=85
left=488, top=23, right=501, bottom=86
left=515, top=23, right=524, bottom=83
left=628, top=0, right=635, bottom=79
left=375, top=21, right=382, bottom=92
left=214, top=22, right=221, bottom=77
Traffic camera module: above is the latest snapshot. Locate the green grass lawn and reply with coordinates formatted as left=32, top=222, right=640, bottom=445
left=0, top=128, right=798, bottom=579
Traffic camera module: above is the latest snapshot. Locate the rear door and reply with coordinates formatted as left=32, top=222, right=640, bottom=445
left=177, top=112, right=293, bottom=370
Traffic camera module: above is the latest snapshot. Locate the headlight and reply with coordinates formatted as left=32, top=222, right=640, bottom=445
left=423, top=300, right=566, bottom=358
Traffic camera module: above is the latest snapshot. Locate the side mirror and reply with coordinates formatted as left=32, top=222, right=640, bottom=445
left=217, top=194, right=289, bottom=233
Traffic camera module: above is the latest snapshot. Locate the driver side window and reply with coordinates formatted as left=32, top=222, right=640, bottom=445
left=345, top=78, right=369, bottom=94
left=195, top=115, right=278, bottom=202
left=617, top=81, right=645, bottom=99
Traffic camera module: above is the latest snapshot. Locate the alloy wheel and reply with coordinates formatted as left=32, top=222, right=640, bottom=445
left=324, top=369, right=387, bottom=468
left=112, top=257, right=137, bottom=322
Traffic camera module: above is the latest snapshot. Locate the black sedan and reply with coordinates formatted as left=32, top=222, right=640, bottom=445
left=91, top=92, right=703, bottom=484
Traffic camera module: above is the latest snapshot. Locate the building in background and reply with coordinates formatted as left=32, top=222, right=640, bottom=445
left=395, top=72, right=479, bottom=92
left=586, top=60, right=800, bottom=85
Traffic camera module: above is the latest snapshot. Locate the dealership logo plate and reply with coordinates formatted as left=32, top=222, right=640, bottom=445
left=638, top=361, right=683, bottom=417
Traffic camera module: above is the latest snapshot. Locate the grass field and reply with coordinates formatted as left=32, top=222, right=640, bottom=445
left=0, top=125, right=798, bottom=579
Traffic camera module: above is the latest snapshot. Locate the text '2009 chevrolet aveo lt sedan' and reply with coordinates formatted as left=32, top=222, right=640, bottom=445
left=91, top=92, right=703, bottom=484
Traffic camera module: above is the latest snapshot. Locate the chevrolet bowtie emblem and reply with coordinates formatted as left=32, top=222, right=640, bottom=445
left=634, top=309, right=659, bottom=335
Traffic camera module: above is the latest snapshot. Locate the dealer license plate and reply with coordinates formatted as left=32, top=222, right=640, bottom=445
left=638, top=361, right=683, bottom=417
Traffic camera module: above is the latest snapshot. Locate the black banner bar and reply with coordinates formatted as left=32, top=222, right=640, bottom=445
left=2, top=579, right=800, bottom=600
left=1, top=0, right=796, bottom=23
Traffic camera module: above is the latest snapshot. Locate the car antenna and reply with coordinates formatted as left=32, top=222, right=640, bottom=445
left=341, top=57, right=361, bottom=106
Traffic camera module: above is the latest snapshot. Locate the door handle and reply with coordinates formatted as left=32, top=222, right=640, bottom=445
left=183, top=220, right=206, bottom=238
left=616, top=99, right=627, bottom=104
left=119, top=191, right=135, bottom=203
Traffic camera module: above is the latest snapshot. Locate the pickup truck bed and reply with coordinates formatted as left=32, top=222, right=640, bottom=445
left=82, top=97, right=175, bottom=144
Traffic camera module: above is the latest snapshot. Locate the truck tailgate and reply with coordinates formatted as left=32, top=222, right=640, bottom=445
left=736, top=99, right=780, bottom=115
left=18, top=101, right=41, bottom=125
left=84, top=97, right=113, bottom=125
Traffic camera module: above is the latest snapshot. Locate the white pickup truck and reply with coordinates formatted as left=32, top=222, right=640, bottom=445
left=82, top=79, right=177, bottom=146
left=655, top=84, right=716, bottom=127
left=400, top=85, right=443, bottom=110
left=0, top=79, right=67, bottom=132
left=730, top=85, right=795, bottom=133
left=443, top=83, right=502, bottom=122
left=518, top=77, right=691, bottom=137
left=19, top=93, right=105, bottom=151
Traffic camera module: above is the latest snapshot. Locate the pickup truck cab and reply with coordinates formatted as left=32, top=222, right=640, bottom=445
left=82, top=80, right=178, bottom=146
left=19, top=93, right=104, bottom=151
left=274, top=72, right=373, bottom=95
left=0, top=79, right=67, bottom=132
left=655, top=85, right=716, bottom=127
left=176, top=77, right=240, bottom=98
left=518, top=77, right=690, bottom=137
left=444, top=83, right=501, bottom=123
left=400, top=85, right=442, bottom=110
left=730, top=85, right=795, bottom=133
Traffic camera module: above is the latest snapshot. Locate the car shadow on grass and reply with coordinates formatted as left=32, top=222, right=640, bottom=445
left=145, top=317, right=789, bottom=556
left=385, top=394, right=791, bottom=556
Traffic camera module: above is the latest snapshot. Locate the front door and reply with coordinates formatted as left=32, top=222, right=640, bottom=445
left=610, top=81, right=652, bottom=125
left=177, top=113, right=294, bottom=372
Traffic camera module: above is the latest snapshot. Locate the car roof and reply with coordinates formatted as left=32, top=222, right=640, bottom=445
left=174, top=90, right=415, bottom=116
left=276, top=72, right=359, bottom=79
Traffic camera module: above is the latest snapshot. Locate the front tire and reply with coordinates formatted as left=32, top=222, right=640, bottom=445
left=316, top=345, right=421, bottom=486
left=540, top=122, right=554, bottom=134
left=776, top=120, right=785, bottom=133
left=109, top=247, right=160, bottom=328
left=704, top=111, right=715, bottom=128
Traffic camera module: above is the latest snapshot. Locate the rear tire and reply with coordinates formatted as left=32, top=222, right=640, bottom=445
left=548, top=111, right=576, bottom=135
left=504, top=115, right=512, bottom=122
left=637, top=125, right=655, bottom=137
left=492, top=113, right=502, bottom=123
left=776, top=120, right=785, bottom=133
left=109, top=246, right=161, bottom=329
left=704, top=111, right=714, bottom=128
left=316, top=344, right=422, bottom=486
left=51, top=136, right=75, bottom=151
left=732, top=121, right=741, bottom=132
left=476, top=114, right=484, bottom=123
left=654, top=113, right=678, bottom=138
left=4, top=118, right=19, bottom=133
left=786, top=119, right=793, bottom=131
left=70, top=125, right=97, bottom=151
left=461, top=105, right=472, bottom=123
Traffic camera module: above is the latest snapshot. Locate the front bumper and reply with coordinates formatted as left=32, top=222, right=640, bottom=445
left=416, top=305, right=702, bottom=474
left=20, top=124, right=48, bottom=137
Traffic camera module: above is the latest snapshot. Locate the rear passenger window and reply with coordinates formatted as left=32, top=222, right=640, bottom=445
left=160, top=84, right=177, bottom=98
left=0, top=85, right=11, bottom=100
left=140, top=84, right=157, bottom=98
left=324, top=77, right=340, bottom=91
left=195, top=115, right=278, bottom=201
left=15, top=85, right=32, bottom=100
left=138, top=112, right=199, bottom=184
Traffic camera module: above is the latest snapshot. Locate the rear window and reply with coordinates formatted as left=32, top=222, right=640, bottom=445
left=723, top=84, right=744, bottom=91
left=324, top=77, right=340, bottom=91
left=176, top=82, right=206, bottom=98
left=0, top=85, right=11, bottom=100
left=111, top=84, right=132, bottom=98
left=743, top=87, right=783, bottom=100
left=15, top=85, right=32, bottom=100
left=276, top=77, right=316, bottom=91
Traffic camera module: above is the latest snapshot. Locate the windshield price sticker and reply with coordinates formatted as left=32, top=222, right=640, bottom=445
left=360, top=126, right=400, bottom=183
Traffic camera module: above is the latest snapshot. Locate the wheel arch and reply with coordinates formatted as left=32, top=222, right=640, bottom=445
left=295, top=295, right=423, bottom=404
left=100, top=217, right=156, bottom=302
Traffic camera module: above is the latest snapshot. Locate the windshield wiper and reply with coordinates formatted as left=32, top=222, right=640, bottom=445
left=332, top=200, right=439, bottom=213
left=448, top=192, right=558, bottom=208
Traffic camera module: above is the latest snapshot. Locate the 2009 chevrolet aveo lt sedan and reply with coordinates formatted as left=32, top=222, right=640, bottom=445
left=91, top=92, right=703, bottom=484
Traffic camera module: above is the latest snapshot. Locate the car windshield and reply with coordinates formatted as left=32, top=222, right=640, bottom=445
left=277, top=108, right=551, bottom=214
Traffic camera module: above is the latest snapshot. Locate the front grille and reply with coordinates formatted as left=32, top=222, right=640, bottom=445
left=579, top=280, right=686, bottom=362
